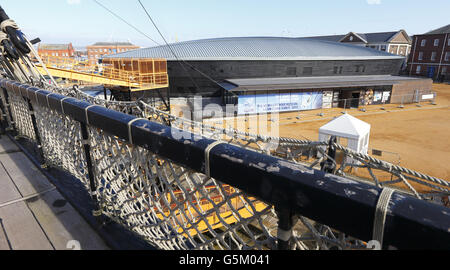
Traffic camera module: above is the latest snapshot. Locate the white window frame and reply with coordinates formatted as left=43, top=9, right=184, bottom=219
left=418, top=52, right=423, bottom=60
left=416, top=65, right=422, bottom=74
left=445, top=52, right=450, bottom=62
left=421, top=39, right=427, bottom=47
left=431, top=52, right=437, bottom=61
left=434, top=39, right=439, bottom=46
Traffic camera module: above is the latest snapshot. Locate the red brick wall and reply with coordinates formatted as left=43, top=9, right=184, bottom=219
left=38, top=44, right=74, bottom=58
left=408, top=33, right=450, bottom=79
left=86, top=45, right=140, bottom=65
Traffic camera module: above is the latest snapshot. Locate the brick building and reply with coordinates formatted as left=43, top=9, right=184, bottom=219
left=408, top=24, right=450, bottom=81
left=305, top=30, right=412, bottom=58
left=37, top=43, right=75, bottom=58
left=105, top=37, right=431, bottom=115
left=86, top=42, right=140, bottom=65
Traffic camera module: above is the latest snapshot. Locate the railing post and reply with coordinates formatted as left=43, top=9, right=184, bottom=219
left=0, top=95, right=6, bottom=136
left=79, top=122, right=103, bottom=223
left=1, top=87, right=15, bottom=132
left=276, top=208, right=298, bottom=250
left=25, top=97, right=46, bottom=167
left=398, top=95, right=405, bottom=109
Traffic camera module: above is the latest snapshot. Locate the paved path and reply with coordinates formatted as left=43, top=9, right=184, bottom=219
left=0, top=135, right=109, bottom=250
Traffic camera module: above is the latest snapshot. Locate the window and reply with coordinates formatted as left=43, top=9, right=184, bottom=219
left=434, top=39, right=439, bottom=46
left=448, top=38, right=450, bottom=46
left=302, top=67, right=313, bottom=75
left=431, top=52, right=437, bottom=61
left=355, top=65, right=366, bottom=73
left=418, top=52, right=423, bottom=60
left=445, top=52, right=450, bottom=62
left=287, top=67, right=297, bottom=76
left=421, top=39, right=427, bottom=47
left=380, top=45, right=387, bottom=51
left=442, top=67, right=447, bottom=74
left=416, top=65, right=422, bottom=74
left=333, top=66, right=343, bottom=74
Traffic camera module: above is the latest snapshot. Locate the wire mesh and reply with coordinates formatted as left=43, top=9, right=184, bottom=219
left=1, top=82, right=449, bottom=250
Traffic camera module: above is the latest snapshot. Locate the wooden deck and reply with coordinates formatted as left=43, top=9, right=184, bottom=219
left=0, top=136, right=109, bottom=250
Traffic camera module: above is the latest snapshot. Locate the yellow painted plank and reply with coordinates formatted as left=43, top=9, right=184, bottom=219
left=156, top=202, right=269, bottom=238
left=36, top=66, right=169, bottom=91
left=36, top=66, right=138, bottom=87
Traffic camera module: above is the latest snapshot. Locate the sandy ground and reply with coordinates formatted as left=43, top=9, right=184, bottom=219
left=205, top=83, right=450, bottom=182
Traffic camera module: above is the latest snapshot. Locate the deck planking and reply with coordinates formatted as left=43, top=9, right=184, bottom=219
left=0, top=136, right=109, bottom=250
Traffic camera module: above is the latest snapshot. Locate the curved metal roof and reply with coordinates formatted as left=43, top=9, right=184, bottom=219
left=103, top=36, right=404, bottom=61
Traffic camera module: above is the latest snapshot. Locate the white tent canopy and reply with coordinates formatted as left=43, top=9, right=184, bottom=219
left=319, top=114, right=371, bottom=155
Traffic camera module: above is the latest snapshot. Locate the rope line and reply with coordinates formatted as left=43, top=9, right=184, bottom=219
left=127, top=117, right=146, bottom=145
left=373, top=187, right=395, bottom=248
left=204, top=141, right=226, bottom=178
left=92, top=0, right=160, bottom=46
left=84, top=105, right=98, bottom=126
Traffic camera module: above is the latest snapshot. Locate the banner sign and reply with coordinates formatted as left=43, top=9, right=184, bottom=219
left=322, top=91, right=333, bottom=109
left=238, top=92, right=323, bottom=115
left=382, top=91, right=391, bottom=103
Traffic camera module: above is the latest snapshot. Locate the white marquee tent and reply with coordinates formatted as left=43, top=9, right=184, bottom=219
left=319, top=114, right=371, bottom=163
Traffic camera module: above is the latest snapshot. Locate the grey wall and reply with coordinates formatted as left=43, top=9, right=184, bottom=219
left=167, top=59, right=404, bottom=97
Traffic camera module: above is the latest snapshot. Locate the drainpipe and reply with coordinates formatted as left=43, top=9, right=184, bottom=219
left=437, top=33, right=448, bottom=78
left=409, top=36, right=418, bottom=76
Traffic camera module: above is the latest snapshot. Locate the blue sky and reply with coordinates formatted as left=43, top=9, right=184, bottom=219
left=1, top=0, right=449, bottom=48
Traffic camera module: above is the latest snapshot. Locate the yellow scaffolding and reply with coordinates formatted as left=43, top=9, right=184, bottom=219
left=35, top=65, right=141, bottom=87
left=34, top=55, right=169, bottom=90
left=154, top=185, right=269, bottom=237
left=102, top=58, right=169, bottom=91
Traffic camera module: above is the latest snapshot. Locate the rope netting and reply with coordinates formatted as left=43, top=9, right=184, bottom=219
left=0, top=82, right=448, bottom=250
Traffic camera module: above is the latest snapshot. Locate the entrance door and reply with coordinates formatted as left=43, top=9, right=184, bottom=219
left=351, top=92, right=360, bottom=108
left=427, top=66, right=436, bottom=78
left=338, top=91, right=359, bottom=109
